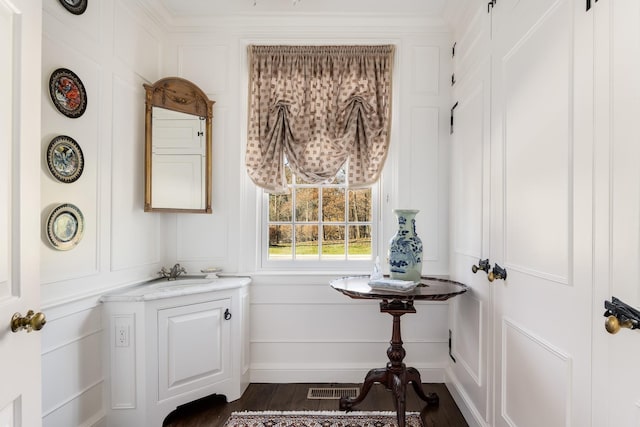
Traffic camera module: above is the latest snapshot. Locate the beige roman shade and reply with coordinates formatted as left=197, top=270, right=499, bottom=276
left=246, top=45, right=395, bottom=193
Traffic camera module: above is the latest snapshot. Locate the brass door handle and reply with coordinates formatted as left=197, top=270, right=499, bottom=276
left=488, top=263, right=507, bottom=282
left=605, top=315, right=633, bottom=334
left=472, top=259, right=490, bottom=274
left=11, top=310, right=47, bottom=333
left=603, top=297, right=640, bottom=334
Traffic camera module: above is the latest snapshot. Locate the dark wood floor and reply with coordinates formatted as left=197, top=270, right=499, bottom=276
left=163, top=383, right=468, bottom=427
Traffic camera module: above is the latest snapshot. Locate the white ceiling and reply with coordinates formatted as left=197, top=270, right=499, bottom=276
left=160, top=0, right=448, bottom=17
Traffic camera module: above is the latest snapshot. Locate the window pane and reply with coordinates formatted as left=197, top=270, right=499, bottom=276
left=348, top=225, right=372, bottom=258
left=269, top=225, right=292, bottom=259
left=269, top=193, right=292, bottom=221
left=322, top=188, right=345, bottom=221
left=348, top=189, right=372, bottom=222
left=284, top=164, right=293, bottom=184
left=295, top=224, right=318, bottom=258
left=295, top=188, right=318, bottom=222
left=322, top=225, right=345, bottom=257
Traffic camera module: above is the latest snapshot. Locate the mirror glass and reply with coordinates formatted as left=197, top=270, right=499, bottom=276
left=144, top=77, right=213, bottom=213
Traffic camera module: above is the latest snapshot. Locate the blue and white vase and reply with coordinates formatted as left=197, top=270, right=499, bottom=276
left=388, top=209, right=423, bottom=281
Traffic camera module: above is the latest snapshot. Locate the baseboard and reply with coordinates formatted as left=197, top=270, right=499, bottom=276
left=444, top=367, right=489, bottom=427
left=250, top=364, right=446, bottom=384
left=85, top=414, right=107, bottom=427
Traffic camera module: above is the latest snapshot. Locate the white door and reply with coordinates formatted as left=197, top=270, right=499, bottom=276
left=490, top=0, right=593, bottom=426
left=449, top=8, right=493, bottom=422
left=0, top=1, right=43, bottom=426
left=592, top=0, right=640, bottom=425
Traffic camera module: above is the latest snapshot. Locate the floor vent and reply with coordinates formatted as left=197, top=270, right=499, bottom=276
left=307, top=387, right=359, bottom=400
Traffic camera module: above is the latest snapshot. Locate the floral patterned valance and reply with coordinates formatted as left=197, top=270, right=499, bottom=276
left=246, top=45, right=395, bottom=193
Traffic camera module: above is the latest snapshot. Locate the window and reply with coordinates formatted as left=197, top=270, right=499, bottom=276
left=247, top=45, right=393, bottom=269
left=262, top=162, right=378, bottom=268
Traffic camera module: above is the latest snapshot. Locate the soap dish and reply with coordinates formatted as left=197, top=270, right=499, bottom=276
left=201, top=267, right=222, bottom=279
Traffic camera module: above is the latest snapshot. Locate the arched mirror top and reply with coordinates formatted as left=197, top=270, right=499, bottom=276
left=144, top=77, right=214, bottom=213
left=144, top=77, right=214, bottom=118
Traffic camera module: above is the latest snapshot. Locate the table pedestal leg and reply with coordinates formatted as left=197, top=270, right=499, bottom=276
left=339, top=300, right=439, bottom=427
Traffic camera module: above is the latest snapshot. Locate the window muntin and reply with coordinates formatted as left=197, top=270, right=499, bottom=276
left=263, top=163, right=377, bottom=267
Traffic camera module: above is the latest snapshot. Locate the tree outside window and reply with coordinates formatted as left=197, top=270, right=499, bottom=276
left=267, top=164, right=372, bottom=261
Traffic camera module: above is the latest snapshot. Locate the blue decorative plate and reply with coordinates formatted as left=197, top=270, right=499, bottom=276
left=46, top=135, right=84, bottom=183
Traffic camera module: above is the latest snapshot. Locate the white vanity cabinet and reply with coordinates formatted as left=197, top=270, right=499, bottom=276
left=101, top=277, right=251, bottom=427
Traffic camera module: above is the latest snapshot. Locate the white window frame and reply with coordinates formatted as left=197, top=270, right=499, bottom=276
left=259, top=176, right=381, bottom=272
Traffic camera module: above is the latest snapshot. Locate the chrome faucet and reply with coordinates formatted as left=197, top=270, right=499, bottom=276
left=158, top=263, right=187, bottom=280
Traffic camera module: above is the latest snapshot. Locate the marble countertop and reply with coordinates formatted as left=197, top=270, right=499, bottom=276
left=100, top=275, right=251, bottom=302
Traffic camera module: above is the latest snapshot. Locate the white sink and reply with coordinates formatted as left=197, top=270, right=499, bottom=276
left=101, top=275, right=251, bottom=302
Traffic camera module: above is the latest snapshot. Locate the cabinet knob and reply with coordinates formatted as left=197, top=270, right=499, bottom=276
left=224, top=309, right=232, bottom=320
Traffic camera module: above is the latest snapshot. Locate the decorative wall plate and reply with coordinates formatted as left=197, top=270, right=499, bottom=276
left=49, top=68, right=87, bottom=118
left=58, top=0, right=88, bottom=15
left=46, top=135, right=84, bottom=183
left=46, top=203, right=85, bottom=250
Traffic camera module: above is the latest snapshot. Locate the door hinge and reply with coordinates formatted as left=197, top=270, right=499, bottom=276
left=451, top=73, right=456, bottom=86
left=197, top=131, right=204, bottom=136
left=449, top=329, right=456, bottom=363
left=450, top=101, right=459, bottom=134
left=452, top=42, right=457, bottom=58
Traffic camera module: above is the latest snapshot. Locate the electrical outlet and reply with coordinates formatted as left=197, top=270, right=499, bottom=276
left=115, top=322, right=129, bottom=347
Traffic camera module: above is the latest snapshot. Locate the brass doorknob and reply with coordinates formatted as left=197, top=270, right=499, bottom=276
left=11, top=310, right=47, bottom=333
left=472, top=259, right=490, bottom=274
left=605, top=315, right=633, bottom=334
left=488, top=263, right=507, bottom=282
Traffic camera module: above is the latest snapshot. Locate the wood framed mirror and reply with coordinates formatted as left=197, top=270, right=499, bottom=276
left=143, top=77, right=214, bottom=213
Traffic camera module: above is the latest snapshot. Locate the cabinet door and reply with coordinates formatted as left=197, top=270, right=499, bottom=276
left=490, top=0, right=593, bottom=426
left=449, top=8, right=493, bottom=423
left=157, top=299, right=231, bottom=400
left=592, top=1, right=640, bottom=425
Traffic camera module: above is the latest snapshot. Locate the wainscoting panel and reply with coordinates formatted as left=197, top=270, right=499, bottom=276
left=114, top=0, right=162, bottom=84
left=41, top=300, right=105, bottom=427
left=412, top=46, right=440, bottom=95
left=250, top=278, right=451, bottom=383
left=409, top=107, right=440, bottom=262
left=176, top=108, right=229, bottom=263
left=501, top=0, right=570, bottom=286
left=453, top=294, right=482, bottom=386
left=41, top=30, right=101, bottom=284
left=501, top=319, right=570, bottom=427
left=111, top=73, right=161, bottom=271
left=451, top=78, right=484, bottom=259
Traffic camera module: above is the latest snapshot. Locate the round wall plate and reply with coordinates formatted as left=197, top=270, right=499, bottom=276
left=46, top=203, right=85, bottom=251
left=49, top=68, right=87, bottom=118
left=46, top=135, right=84, bottom=183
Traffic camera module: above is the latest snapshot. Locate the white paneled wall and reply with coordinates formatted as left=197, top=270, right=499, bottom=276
left=41, top=1, right=164, bottom=426
left=249, top=275, right=451, bottom=383
left=41, top=298, right=104, bottom=427
left=40, top=2, right=455, bottom=425
left=161, top=19, right=453, bottom=381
